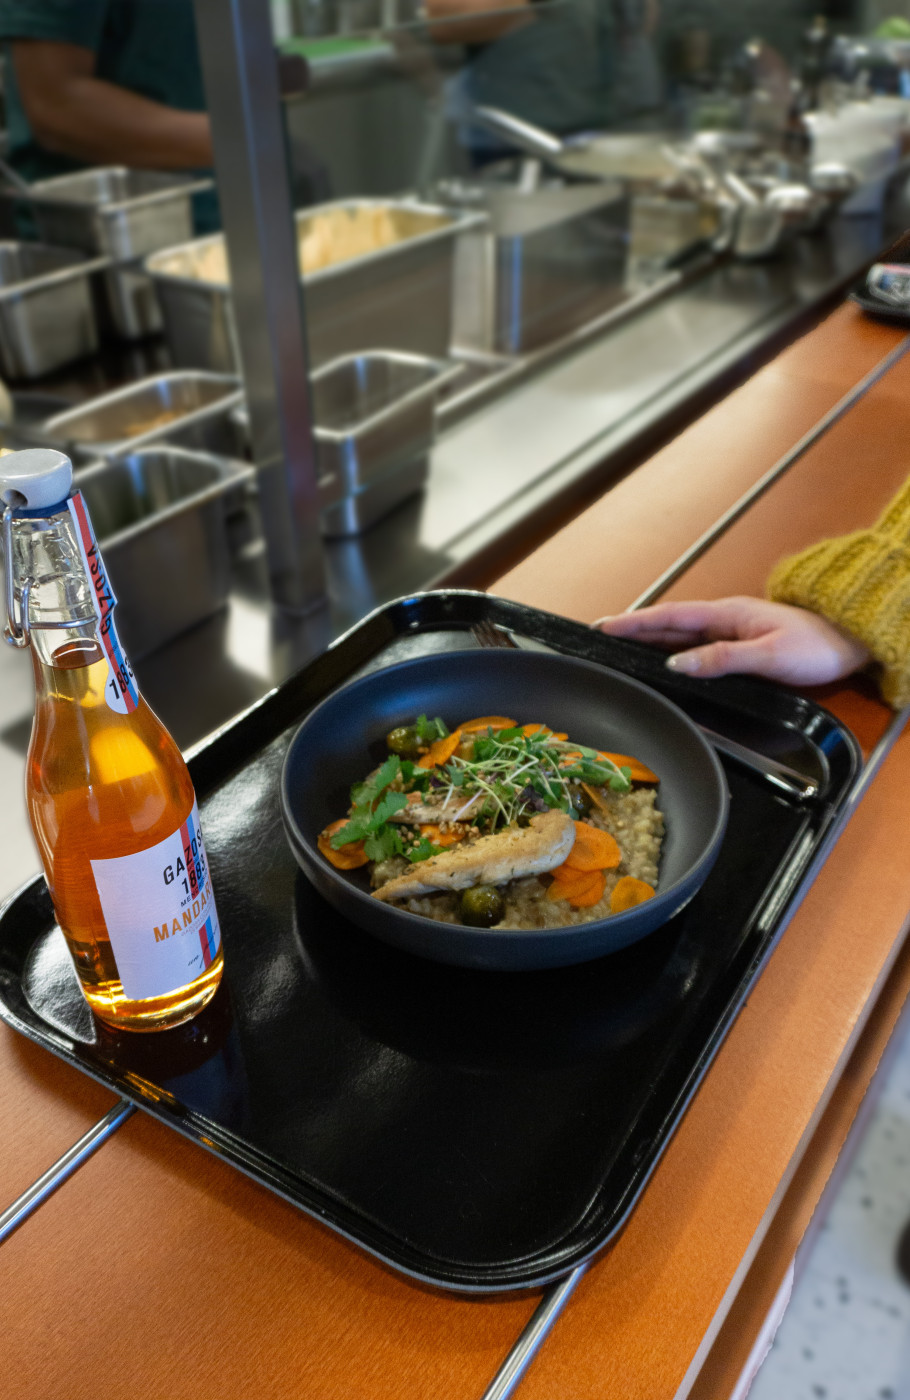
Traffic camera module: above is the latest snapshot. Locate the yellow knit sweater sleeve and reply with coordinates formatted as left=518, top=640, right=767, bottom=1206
left=767, top=476, right=910, bottom=708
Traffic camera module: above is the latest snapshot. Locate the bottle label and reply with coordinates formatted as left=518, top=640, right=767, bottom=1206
left=67, top=493, right=140, bottom=715
left=90, top=802, right=222, bottom=1002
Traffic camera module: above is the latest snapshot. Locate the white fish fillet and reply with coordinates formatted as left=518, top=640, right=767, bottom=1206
left=373, top=810, right=575, bottom=902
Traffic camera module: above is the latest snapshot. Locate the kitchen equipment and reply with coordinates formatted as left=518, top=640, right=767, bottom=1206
left=0, top=242, right=104, bottom=379
left=42, top=371, right=243, bottom=462
left=7, top=168, right=211, bottom=257
left=471, top=106, right=679, bottom=186
left=310, top=351, right=454, bottom=486
left=440, top=179, right=630, bottom=354
left=318, top=454, right=428, bottom=538
left=804, top=96, right=908, bottom=214
left=71, top=446, right=252, bottom=657
left=281, top=647, right=729, bottom=968
left=0, top=593, right=861, bottom=1291
left=310, top=350, right=457, bottom=535
left=2, top=168, right=213, bottom=339
left=231, top=350, right=456, bottom=536
left=145, top=199, right=487, bottom=372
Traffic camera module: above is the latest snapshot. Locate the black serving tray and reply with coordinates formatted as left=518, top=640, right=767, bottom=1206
left=0, top=592, right=862, bottom=1292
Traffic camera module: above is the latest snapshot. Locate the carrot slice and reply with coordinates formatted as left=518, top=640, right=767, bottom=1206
left=546, top=868, right=601, bottom=901
left=522, top=723, right=569, bottom=741
left=418, top=728, right=463, bottom=769
left=458, top=715, right=516, bottom=733
left=318, top=818, right=369, bottom=870
left=610, top=876, right=656, bottom=913
left=564, top=821, right=621, bottom=872
left=597, top=752, right=659, bottom=784
left=419, top=823, right=466, bottom=848
left=568, top=870, right=607, bottom=908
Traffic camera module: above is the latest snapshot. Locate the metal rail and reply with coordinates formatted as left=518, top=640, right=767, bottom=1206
left=631, top=334, right=910, bottom=610
left=0, top=1100, right=135, bottom=1244
left=479, top=1267, right=588, bottom=1400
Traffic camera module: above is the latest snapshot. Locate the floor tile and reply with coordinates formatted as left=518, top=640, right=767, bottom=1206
left=749, top=1014, right=910, bottom=1400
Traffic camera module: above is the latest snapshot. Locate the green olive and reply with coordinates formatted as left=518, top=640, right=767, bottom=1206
left=386, top=725, right=421, bottom=759
left=459, top=885, right=505, bottom=928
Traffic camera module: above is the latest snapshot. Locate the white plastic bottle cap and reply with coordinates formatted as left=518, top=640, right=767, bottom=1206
left=0, top=448, right=73, bottom=510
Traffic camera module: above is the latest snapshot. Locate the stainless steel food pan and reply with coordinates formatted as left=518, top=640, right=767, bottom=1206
left=440, top=180, right=630, bottom=355
left=0, top=241, right=104, bottom=379
left=99, top=262, right=165, bottom=339
left=11, top=168, right=213, bottom=339
left=72, top=446, right=252, bottom=657
left=311, top=351, right=457, bottom=492
left=145, top=199, right=487, bottom=372
left=43, top=371, right=243, bottom=462
left=22, top=168, right=213, bottom=260
left=319, top=455, right=429, bottom=539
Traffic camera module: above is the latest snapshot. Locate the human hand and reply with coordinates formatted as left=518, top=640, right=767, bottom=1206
left=594, top=597, right=872, bottom=687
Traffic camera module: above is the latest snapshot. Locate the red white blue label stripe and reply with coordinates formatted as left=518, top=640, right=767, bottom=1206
left=179, top=807, right=202, bottom=899
left=198, top=916, right=218, bottom=969
left=67, top=492, right=139, bottom=713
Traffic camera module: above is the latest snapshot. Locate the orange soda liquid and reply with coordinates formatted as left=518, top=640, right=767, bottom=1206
left=26, top=637, right=223, bottom=1031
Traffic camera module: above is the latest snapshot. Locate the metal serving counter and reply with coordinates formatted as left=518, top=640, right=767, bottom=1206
left=0, top=199, right=901, bottom=768
left=26, top=204, right=890, bottom=754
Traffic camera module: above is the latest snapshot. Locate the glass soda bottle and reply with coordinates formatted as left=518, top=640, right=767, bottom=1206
left=1, top=448, right=223, bottom=1032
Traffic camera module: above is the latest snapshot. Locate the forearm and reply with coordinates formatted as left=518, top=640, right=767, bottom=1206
left=22, top=72, right=212, bottom=169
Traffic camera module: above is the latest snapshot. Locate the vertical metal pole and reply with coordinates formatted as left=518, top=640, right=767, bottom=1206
left=193, top=0, right=326, bottom=613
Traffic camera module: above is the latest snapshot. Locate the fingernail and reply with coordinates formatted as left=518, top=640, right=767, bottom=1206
left=666, top=652, right=698, bottom=674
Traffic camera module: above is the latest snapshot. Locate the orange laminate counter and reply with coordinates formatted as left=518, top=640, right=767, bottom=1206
left=3, top=302, right=910, bottom=1400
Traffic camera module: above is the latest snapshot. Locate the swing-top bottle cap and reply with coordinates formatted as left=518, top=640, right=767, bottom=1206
left=0, top=448, right=73, bottom=511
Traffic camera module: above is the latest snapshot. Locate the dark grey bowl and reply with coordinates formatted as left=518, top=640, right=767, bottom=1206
left=280, top=649, right=729, bottom=970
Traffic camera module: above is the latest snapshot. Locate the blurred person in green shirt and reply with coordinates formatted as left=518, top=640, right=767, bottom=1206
left=0, top=0, right=218, bottom=230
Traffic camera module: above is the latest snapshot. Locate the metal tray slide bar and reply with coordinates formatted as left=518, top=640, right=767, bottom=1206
left=0, top=1099, right=134, bottom=1245
left=631, top=333, right=910, bottom=610
left=477, top=699, right=910, bottom=1400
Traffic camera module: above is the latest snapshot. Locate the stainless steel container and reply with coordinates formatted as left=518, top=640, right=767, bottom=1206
left=439, top=180, right=630, bottom=355
left=15, top=168, right=213, bottom=339
left=24, top=168, right=213, bottom=259
left=319, top=455, right=429, bottom=538
left=72, top=446, right=252, bottom=657
left=43, top=371, right=243, bottom=461
left=0, top=241, right=103, bottom=379
left=311, top=351, right=456, bottom=490
left=145, top=199, right=487, bottom=372
left=312, top=351, right=457, bottom=538
left=230, top=350, right=454, bottom=537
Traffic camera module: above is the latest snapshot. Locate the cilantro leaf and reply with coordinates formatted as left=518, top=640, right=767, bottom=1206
left=364, top=825, right=405, bottom=861
left=405, top=837, right=444, bottom=863
left=415, top=713, right=449, bottom=743
left=371, top=791, right=409, bottom=826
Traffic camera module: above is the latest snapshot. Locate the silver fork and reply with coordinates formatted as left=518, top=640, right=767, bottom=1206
left=470, top=620, right=820, bottom=801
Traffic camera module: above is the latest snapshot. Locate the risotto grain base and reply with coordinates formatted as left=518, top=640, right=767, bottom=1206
left=376, top=788, right=664, bottom=929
